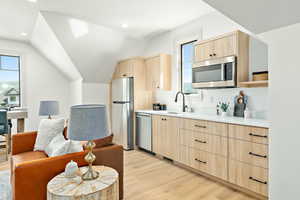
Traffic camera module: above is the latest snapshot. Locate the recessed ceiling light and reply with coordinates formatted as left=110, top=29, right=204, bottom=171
left=21, top=32, right=28, bottom=36
left=121, top=23, right=128, bottom=28
left=27, top=0, right=37, bottom=3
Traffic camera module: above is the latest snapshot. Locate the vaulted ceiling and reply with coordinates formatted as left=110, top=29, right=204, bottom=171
left=0, top=0, right=214, bottom=82
left=203, top=0, right=300, bottom=34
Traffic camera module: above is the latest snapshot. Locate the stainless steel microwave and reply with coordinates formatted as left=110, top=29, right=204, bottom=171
left=192, top=56, right=236, bottom=88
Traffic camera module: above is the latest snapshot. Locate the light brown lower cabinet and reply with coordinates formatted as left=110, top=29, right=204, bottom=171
left=179, top=129, right=228, bottom=157
left=152, top=115, right=179, bottom=160
left=191, top=148, right=227, bottom=180
left=229, top=138, right=268, bottom=168
left=178, top=146, right=227, bottom=180
left=229, top=160, right=268, bottom=196
left=152, top=115, right=269, bottom=198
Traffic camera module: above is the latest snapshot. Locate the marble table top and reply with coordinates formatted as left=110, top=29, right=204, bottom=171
left=47, top=166, right=119, bottom=198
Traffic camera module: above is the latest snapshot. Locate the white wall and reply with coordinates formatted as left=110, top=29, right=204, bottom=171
left=81, top=82, right=111, bottom=131
left=143, top=11, right=269, bottom=119
left=0, top=39, right=71, bottom=131
left=69, top=79, right=82, bottom=106
left=82, top=83, right=109, bottom=105
left=258, top=23, right=300, bottom=199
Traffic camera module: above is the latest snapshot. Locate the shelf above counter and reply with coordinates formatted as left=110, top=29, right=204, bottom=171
left=239, top=80, right=268, bottom=88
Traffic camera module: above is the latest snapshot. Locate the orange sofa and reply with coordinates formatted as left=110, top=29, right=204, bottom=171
left=11, top=131, right=124, bottom=200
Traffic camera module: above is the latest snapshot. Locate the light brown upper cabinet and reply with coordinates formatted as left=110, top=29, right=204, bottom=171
left=194, top=31, right=249, bottom=86
left=213, top=34, right=237, bottom=59
left=145, top=54, right=171, bottom=91
left=111, top=57, right=152, bottom=110
left=113, top=59, right=134, bottom=79
left=194, top=41, right=214, bottom=62
left=194, top=31, right=241, bottom=62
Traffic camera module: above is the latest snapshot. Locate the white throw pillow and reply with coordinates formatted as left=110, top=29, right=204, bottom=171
left=34, top=118, right=65, bottom=151
left=45, top=134, right=67, bottom=157
left=66, top=140, right=83, bottom=154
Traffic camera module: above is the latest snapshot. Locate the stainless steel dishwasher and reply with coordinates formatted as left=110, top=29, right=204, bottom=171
left=136, top=113, right=152, bottom=152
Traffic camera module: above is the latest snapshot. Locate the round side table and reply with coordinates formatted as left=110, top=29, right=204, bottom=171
left=47, top=165, right=119, bottom=200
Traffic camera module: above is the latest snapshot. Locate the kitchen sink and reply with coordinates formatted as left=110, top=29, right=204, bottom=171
left=167, top=111, right=180, bottom=115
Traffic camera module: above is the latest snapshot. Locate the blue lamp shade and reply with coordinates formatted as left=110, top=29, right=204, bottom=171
left=39, top=101, right=59, bottom=116
left=67, top=104, right=109, bottom=141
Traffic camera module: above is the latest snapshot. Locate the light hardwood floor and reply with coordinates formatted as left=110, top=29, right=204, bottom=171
left=124, top=150, right=257, bottom=200
left=0, top=150, right=257, bottom=200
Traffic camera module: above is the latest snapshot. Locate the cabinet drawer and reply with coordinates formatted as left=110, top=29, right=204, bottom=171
left=191, top=149, right=227, bottom=180
left=180, top=119, right=228, bottom=137
left=229, top=139, right=268, bottom=168
left=229, top=160, right=268, bottom=196
left=179, top=129, right=227, bottom=156
left=229, top=125, right=268, bottom=144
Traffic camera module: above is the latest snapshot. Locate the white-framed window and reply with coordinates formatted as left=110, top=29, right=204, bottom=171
left=180, top=40, right=197, bottom=94
left=0, top=55, right=21, bottom=107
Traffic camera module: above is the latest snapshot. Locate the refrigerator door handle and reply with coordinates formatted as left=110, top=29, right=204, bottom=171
left=113, top=101, right=131, bottom=104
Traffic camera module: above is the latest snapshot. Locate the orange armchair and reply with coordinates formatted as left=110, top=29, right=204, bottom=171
left=11, top=131, right=124, bottom=200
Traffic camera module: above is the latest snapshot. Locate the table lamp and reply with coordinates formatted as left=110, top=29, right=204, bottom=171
left=39, top=101, right=59, bottom=119
left=68, top=104, right=109, bottom=180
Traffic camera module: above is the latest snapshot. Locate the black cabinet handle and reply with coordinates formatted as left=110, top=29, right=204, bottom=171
left=249, top=177, right=267, bottom=185
left=213, top=53, right=216, bottom=56
left=249, top=133, right=268, bottom=138
left=195, top=158, right=207, bottom=164
left=122, top=74, right=127, bottom=77
left=161, top=118, right=167, bottom=121
left=195, top=139, right=207, bottom=144
left=195, top=125, right=207, bottom=129
left=249, top=152, right=267, bottom=158
left=209, top=54, right=212, bottom=57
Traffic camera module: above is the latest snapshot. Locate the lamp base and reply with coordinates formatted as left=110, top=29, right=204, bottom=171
left=82, top=165, right=99, bottom=180
left=82, top=140, right=99, bottom=181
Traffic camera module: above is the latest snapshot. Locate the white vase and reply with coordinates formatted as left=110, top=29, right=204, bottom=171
left=221, top=111, right=227, bottom=117
left=65, top=160, right=78, bottom=178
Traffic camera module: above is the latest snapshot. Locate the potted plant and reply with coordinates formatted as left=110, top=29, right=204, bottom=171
left=217, top=102, right=230, bottom=117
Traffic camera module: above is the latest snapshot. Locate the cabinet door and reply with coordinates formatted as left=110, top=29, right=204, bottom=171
left=152, top=115, right=178, bottom=160
left=145, top=56, right=161, bottom=90
left=164, top=116, right=179, bottom=160
left=118, top=60, right=133, bottom=77
left=152, top=115, right=161, bottom=154
left=194, top=42, right=214, bottom=62
left=213, top=34, right=237, bottom=59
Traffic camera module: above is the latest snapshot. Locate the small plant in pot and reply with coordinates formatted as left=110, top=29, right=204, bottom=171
left=217, top=102, right=230, bottom=117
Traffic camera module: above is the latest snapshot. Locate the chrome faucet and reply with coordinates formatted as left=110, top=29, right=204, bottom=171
left=175, top=91, right=186, bottom=112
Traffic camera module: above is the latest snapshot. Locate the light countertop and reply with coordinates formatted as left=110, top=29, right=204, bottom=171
left=135, top=110, right=270, bottom=128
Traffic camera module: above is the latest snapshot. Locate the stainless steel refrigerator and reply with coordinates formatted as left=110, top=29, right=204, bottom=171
left=111, top=77, right=134, bottom=150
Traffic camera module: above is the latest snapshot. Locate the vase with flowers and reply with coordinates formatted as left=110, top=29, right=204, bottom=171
left=217, top=102, right=230, bottom=117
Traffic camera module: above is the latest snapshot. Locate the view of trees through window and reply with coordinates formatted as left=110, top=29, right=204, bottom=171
left=0, top=55, right=20, bottom=107
left=181, top=40, right=196, bottom=94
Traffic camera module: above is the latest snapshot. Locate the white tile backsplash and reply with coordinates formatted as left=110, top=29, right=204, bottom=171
left=154, top=87, right=269, bottom=120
